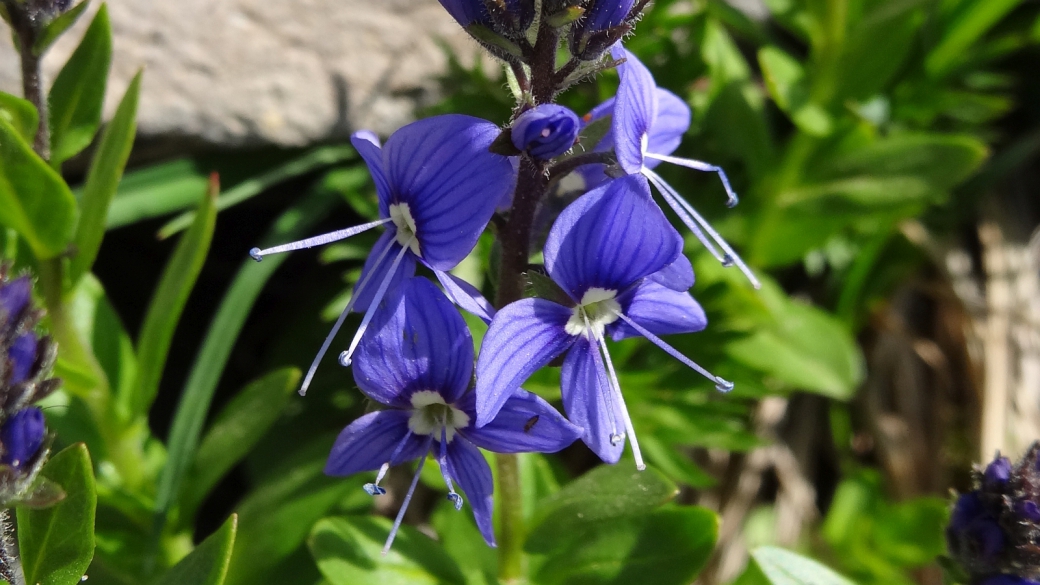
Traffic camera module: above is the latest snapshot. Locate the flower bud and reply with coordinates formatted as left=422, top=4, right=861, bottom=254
left=581, top=0, right=634, bottom=33
left=985, top=456, right=1012, bottom=488
left=1, top=407, right=45, bottom=468
left=439, top=0, right=491, bottom=27
left=0, top=276, right=31, bottom=327
left=511, top=105, right=580, bottom=159
left=7, top=333, right=37, bottom=386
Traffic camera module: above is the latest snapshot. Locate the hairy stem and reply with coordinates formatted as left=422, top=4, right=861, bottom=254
left=10, top=14, right=50, bottom=160
left=0, top=509, right=26, bottom=585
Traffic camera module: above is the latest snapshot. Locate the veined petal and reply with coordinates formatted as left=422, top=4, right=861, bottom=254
left=611, top=45, right=657, bottom=174
left=434, top=270, right=496, bottom=324
left=461, top=388, right=582, bottom=453
left=647, top=254, right=694, bottom=291
left=561, top=339, right=624, bottom=464
left=544, top=175, right=681, bottom=298
left=645, top=89, right=690, bottom=167
left=445, top=438, right=496, bottom=547
left=475, top=299, right=574, bottom=427
left=353, top=277, right=474, bottom=405
left=350, top=131, right=393, bottom=215
left=352, top=231, right=417, bottom=313
left=325, top=410, right=426, bottom=477
left=610, top=280, right=707, bottom=340
left=383, top=114, right=516, bottom=271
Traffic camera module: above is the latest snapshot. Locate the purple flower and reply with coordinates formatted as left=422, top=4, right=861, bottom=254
left=581, top=0, right=635, bottom=33
left=439, top=0, right=535, bottom=34
left=325, top=277, right=580, bottom=551
left=980, top=576, right=1040, bottom=585
left=0, top=276, right=31, bottom=327
left=249, top=115, right=515, bottom=395
left=1, top=407, right=45, bottom=468
left=594, top=45, right=759, bottom=288
left=511, top=105, right=580, bottom=160
left=985, top=456, right=1012, bottom=488
left=475, top=175, right=727, bottom=469
left=948, top=493, right=1005, bottom=564
left=439, top=0, right=490, bottom=26
left=7, top=333, right=37, bottom=386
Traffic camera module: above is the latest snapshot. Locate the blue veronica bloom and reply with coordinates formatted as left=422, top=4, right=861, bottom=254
left=512, top=105, right=580, bottom=160
left=249, top=115, right=515, bottom=395
left=326, top=277, right=581, bottom=551
left=1, top=407, right=45, bottom=468
left=475, top=175, right=731, bottom=469
left=591, top=45, right=760, bottom=288
left=581, top=0, right=635, bottom=33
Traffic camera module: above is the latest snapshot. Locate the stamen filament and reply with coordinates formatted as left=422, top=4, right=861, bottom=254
left=339, top=238, right=415, bottom=368
left=581, top=310, right=620, bottom=440
left=613, top=309, right=734, bottom=393
left=438, top=427, right=463, bottom=510
left=593, top=330, right=645, bottom=470
left=383, top=443, right=431, bottom=555
left=644, top=170, right=725, bottom=262
left=299, top=237, right=396, bottom=396
left=644, top=152, right=739, bottom=208
left=249, top=218, right=392, bottom=261
left=644, top=168, right=761, bottom=289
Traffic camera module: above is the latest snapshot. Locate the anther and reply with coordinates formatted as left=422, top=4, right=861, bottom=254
left=363, top=483, right=387, bottom=496
left=714, top=378, right=735, bottom=393
left=249, top=248, right=263, bottom=262
left=447, top=492, right=464, bottom=510
left=338, top=351, right=352, bottom=367
left=609, top=433, right=625, bottom=446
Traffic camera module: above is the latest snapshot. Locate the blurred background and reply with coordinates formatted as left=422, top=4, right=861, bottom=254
left=3, top=0, right=1039, bottom=583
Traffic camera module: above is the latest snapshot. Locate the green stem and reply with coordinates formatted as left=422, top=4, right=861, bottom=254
left=495, top=453, right=525, bottom=582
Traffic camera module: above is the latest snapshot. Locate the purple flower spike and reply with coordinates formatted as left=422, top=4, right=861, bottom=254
left=7, top=333, right=37, bottom=386
left=476, top=175, right=725, bottom=470
left=1, top=407, right=45, bottom=468
left=0, top=276, right=31, bottom=326
left=326, top=278, right=580, bottom=551
left=598, top=45, right=760, bottom=288
left=511, top=105, right=581, bottom=160
left=984, top=456, right=1012, bottom=487
left=248, top=115, right=516, bottom=396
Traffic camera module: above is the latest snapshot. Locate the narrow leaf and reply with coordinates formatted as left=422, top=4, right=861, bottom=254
left=157, top=146, right=355, bottom=239
left=0, top=117, right=78, bottom=259
left=17, top=444, right=97, bottom=585
left=121, top=176, right=217, bottom=420
left=48, top=3, right=112, bottom=168
left=33, top=1, right=91, bottom=56
left=751, top=547, right=855, bottom=585
left=0, top=91, right=39, bottom=144
left=69, top=70, right=141, bottom=285
left=926, top=0, right=1025, bottom=77
left=152, top=515, right=237, bottom=585
left=105, top=158, right=208, bottom=228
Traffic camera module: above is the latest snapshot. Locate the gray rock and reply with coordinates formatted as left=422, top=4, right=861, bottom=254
left=0, top=0, right=479, bottom=147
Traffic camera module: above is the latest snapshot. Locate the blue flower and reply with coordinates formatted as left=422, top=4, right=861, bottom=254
left=589, top=46, right=759, bottom=288
left=325, top=277, right=581, bottom=551
left=439, top=0, right=534, bottom=34
left=0, top=276, right=30, bottom=328
left=984, top=456, right=1012, bottom=488
left=7, top=333, right=37, bottom=386
left=581, top=0, right=634, bottom=33
left=511, top=105, right=580, bottom=160
left=1, top=407, right=45, bottom=468
left=439, top=0, right=491, bottom=26
left=475, top=175, right=728, bottom=469
left=250, top=115, right=515, bottom=395
left=948, top=493, right=1005, bottom=564
left=980, top=576, right=1040, bottom=585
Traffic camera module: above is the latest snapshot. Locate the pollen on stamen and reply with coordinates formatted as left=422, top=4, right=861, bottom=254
left=363, top=483, right=387, bottom=496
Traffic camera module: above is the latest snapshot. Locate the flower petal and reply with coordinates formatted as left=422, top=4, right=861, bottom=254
left=561, top=338, right=624, bottom=464
left=461, top=388, right=582, bottom=453
left=445, top=438, right=496, bottom=546
left=610, top=280, right=707, bottom=340
left=383, top=114, right=516, bottom=271
left=434, top=270, right=496, bottom=324
left=647, top=254, right=694, bottom=291
left=611, top=45, right=657, bottom=174
left=475, top=299, right=575, bottom=427
left=350, top=131, right=393, bottom=215
left=352, top=231, right=417, bottom=313
left=353, top=277, right=474, bottom=405
left=544, top=174, right=682, bottom=298
left=645, top=88, right=690, bottom=166
left=325, top=410, right=426, bottom=477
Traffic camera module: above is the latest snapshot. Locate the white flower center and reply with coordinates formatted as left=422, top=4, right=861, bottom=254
left=564, top=287, right=621, bottom=338
left=640, top=133, right=649, bottom=157
left=388, top=202, right=421, bottom=256
left=407, top=390, right=470, bottom=443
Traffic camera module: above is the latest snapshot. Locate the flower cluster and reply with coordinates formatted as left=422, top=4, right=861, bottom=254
left=0, top=267, right=58, bottom=505
left=251, top=0, right=756, bottom=550
left=947, top=446, right=1040, bottom=585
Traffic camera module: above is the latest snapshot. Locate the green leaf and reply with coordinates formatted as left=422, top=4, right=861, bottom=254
left=533, top=507, right=718, bottom=585
left=179, top=368, right=301, bottom=516
left=758, top=46, right=832, bottom=136
left=157, top=146, right=355, bottom=239
left=309, top=516, right=466, bottom=585
left=17, top=444, right=97, bottom=585
left=33, top=1, right=91, bottom=56
left=812, top=134, right=988, bottom=190
left=152, top=515, right=237, bottom=585
left=926, top=0, right=1026, bottom=77
left=430, top=502, right=496, bottom=585
left=724, top=278, right=863, bottom=399
left=154, top=188, right=336, bottom=530
left=105, top=159, right=209, bottom=228
left=48, top=3, right=112, bottom=168
left=121, top=177, right=217, bottom=420
left=69, top=70, right=141, bottom=285
left=0, top=117, right=78, bottom=259
left=0, top=91, right=39, bottom=144
left=525, top=465, right=678, bottom=553
left=751, top=547, right=855, bottom=585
